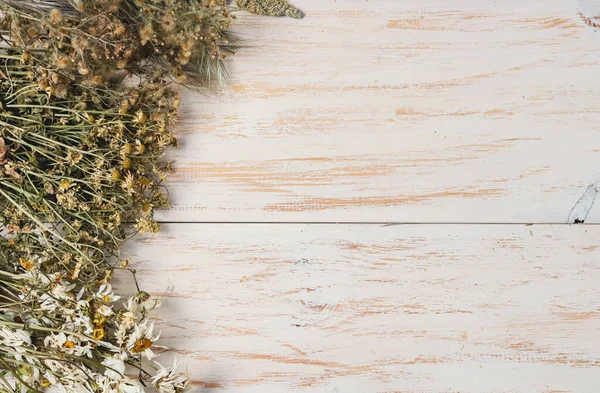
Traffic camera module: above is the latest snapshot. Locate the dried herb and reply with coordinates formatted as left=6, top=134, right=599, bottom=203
left=0, top=1, right=229, bottom=391
left=0, top=0, right=300, bottom=391
left=1, top=0, right=237, bottom=88
left=0, top=137, right=8, bottom=164
left=0, top=51, right=179, bottom=282
left=236, top=0, right=304, bottom=18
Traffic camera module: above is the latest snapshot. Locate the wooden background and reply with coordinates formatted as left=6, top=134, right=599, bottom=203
left=115, top=0, right=600, bottom=391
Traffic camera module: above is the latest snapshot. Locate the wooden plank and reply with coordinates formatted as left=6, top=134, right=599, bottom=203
left=116, top=224, right=600, bottom=392
left=155, top=0, right=600, bottom=223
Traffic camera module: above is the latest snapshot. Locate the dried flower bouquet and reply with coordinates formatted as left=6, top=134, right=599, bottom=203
left=0, top=0, right=302, bottom=392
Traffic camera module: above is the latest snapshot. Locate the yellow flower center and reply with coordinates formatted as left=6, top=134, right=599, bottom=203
left=132, top=338, right=152, bottom=353
left=63, top=340, right=76, bottom=349
left=94, top=314, right=107, bottom=325
left=19, top=258, right=34, bottom=271
left=93, top=328, right=105, bottom=341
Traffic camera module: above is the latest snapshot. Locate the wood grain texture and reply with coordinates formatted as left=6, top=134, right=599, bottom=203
left=154, top=0, right=600, bottom=223
left=116, top=224, right=600, bottom=392
left=124, top=2, right=600, bottom=391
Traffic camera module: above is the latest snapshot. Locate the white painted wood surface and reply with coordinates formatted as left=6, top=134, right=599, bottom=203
left=117, top=224, right=600, bottom=392
left=154, top=0, right=600, bottom=223
left=118, top=1, right=600, bottom=392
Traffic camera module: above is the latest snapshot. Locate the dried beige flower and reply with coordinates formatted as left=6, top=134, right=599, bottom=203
left=0, top=137, right=8, bottom=164
left=49, top=8, right=63, bottom=24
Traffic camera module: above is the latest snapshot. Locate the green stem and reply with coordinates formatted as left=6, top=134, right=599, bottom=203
left=0, top=188, right=94, bottom=265
left=0, top=358, right=42, bottom=393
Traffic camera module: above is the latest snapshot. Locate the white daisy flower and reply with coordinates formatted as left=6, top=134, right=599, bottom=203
left=125, top=291, right=160, bottom=314
left=44, top=333, right=94, bottom=358
left=126, top=320, right=160, bottom=360
left=0, top=326, right=31, bottom=347
left=97, top=303, right=114, bottom=317
left=114, top=378, right=145, bottom=393
left=151, top=358, right=190, bottom=393
left=95, top=283, right=121, bottom=303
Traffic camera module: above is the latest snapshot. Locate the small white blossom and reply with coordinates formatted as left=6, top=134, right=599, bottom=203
left=102, top=356, right=126, bottom=381
left=0, top=326, right=34, bottom=363
left=95, top=283, right=121, bottom=303
left=44, top=332, right=93, bottom=358
left=114, top=378, right=145, bottom=393
left=124, top=292, right=160, bottom=314
left=0, top=326, right=31, bottom=347
left=97, top=304, right=114, bottom=317
left=151, top=358, right=190, bottom=393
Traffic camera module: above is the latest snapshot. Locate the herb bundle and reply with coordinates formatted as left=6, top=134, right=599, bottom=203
left=0, top=0, right=302, bottom=392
